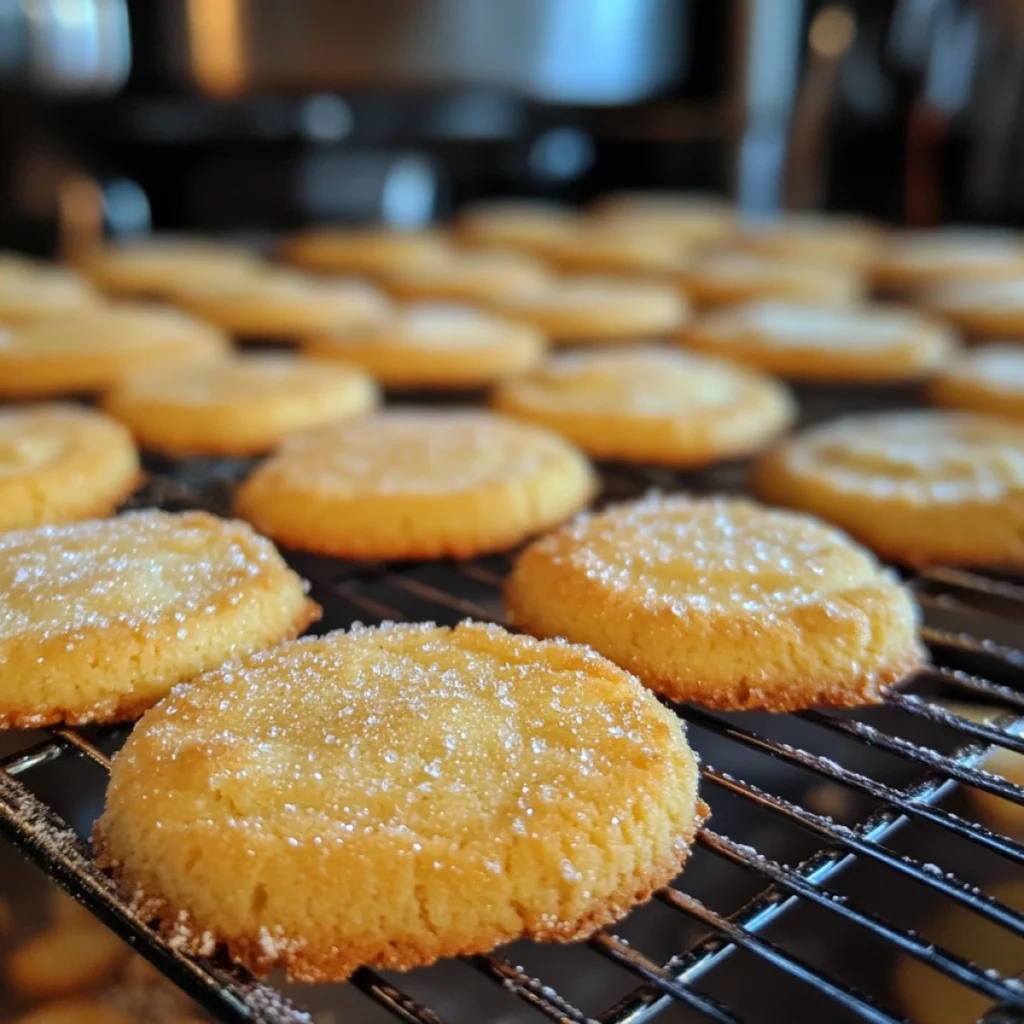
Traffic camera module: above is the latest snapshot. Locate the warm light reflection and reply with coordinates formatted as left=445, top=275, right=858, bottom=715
left=809, top=4, right=856, bottom=59
left=186, top=0, right=246, bottom=97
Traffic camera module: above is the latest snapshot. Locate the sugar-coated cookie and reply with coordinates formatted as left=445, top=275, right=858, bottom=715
left=493, top=346, right=794, bottom=465
left=527, top=226, right=689, bottom=276
left=588, top=192, right=735, bottom=245
left=303, top=303, right=545, bottom=389
left=235, top=410, right=596, bottom=559
left=919, top=276, right=1024, bottom=340
left=103, top=354, right=379, bottom=456
left=735, top=213, right=882, bottom=269
left=929, top=345, right=1024, bottom=421
left=0, top=304, right=229, bottom=397
left=0, top=405, right=140, bottom=532
left=684, top=301, right=956, bottom=382
left=491, top=276, right=688, bottom=344
left=280, top=228, right=449, bottom=276
left=506, top=494, right=923, bottom=711
left=0, top=510, right=318, bottom=728
left=95, top=621, right=704, bottom=980
left=454, top=199, right=580, bottom=250
left=0, top=265, right=100, bottom=324
left=754, top=410, right=1024, bottom=567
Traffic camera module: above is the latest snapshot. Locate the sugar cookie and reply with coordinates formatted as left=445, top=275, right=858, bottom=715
left=14, top=1002, right=137, bottom=1024
left=0, top=405, right=140, bottom=532
left=103, top=354, right=379, bottom=456
left=527, top=226, right=689, bottom=276
left=588, top=192, right=735, bottom=245
left=0, top=265, right=100, bottom=324
left=928, top=345, right=1024, bottom=421
left=491, top=276, right=688, bottom=344
left=754, top=410, right=1024, bottom=567
left=234, top=410, right=596, bottom=559
left=280, top=228, right=449, bottom=277
left=736, top=213, right=882, bottom=269
left=0, top=510, right=318, bottom=728
left=303, top=303, right=545, bottom=389
left=683, top=301, right=956, bottom=382
left=454, top=199, right=579, bottom=250
left=493, top=346, right=794, bottom=465
left=95, top=621, right=704, bottom=981
left=6, top=922, right=126, bottom=1000
left=506, top=494, right=923, bottom=711
left=919, top=276, right=1024, bottom=340
left=0, top=304, right=229, bottom=397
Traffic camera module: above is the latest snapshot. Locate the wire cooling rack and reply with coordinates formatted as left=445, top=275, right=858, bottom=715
left=2, top=443, right=1024, bottom=1024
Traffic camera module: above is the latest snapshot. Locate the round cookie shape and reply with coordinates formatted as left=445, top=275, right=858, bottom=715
left=103, top=354, right=380, bottom=457
left=0, top=510, right=318, bottom=728
left=683, top=301, right=956, bottom=382
left=0, top=304, right=229, bottom=398
left=506, top=494, right=923, bottom=711
left=735, top=213, right=882, bottom=269
left=919, top=277, right=1024, bottom=340
left=754, top=410, right=1024, bottom=567
left=493, top=346, right=794, bottom=465
left=929, top=345, right=1024, bottom=421
left=95, top=620, right=704, bottom=981
left=280, top=228, right=449, bottom=277
left=0, top=265, right=100, bottom=324
left=234, top=410, right=596, bottom=560
left=675, top=251, right=863, bottom=310
left=528, top=226, right=690, bottom=276
left=454, top=199, right=580, bottom=251
left=303, top=303, right=545, bottom=389
left=491, top=276, right=688, bottom=344
left=0, top=405, right=140, bottom=532
left=588, top=192, right=735, bottom=245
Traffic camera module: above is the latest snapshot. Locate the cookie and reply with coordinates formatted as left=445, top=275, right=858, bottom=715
left=302, top=303, right=545, bottom=389
left=675, top=250, right=863, bottom=309
left=234, top=410, right=596, bottom=559
left=0, top=405, right=140, bottom=532
left=493, top=346, right=794, bottom=465
left=171, top=267, right=390, bottom=341
left=919, top=277, right=1024, bottom=340
left=280, top=228, right=449, bottom=277
left=0, top=510, right=318, bottom=728
left=6, top=921, right=126, bottom=1000
left=0, top=265, right=100, bottom=324
left=95, top=620, right=704, bottom=981
left=103, top=354, right=379, bottom=457
left=683, top=301, right=956, bottom=382
left=736, top=213, right=882, bottom=269
left=754, top=410, right=1024, bottom=567
left=454, top=199, right=579, bottom=250
left=506, top=494, right=923, bottom=711
left=527, top=225, right=689, bottom=276
left=928, top=345, right=1024, bottom=421
left=14, top=1003, right=137, bottom=1024
left=0, top=304, right=229, bottom=397
left=491, top=276, right=688, bottom=345
left=588, top=192, right=735, bottom=245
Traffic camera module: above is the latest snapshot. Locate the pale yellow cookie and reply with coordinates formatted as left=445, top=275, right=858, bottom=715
left=453, top=199, right=579, bottom=251
left=929, top=344, right=1024, bottom=420
left=0, top=265, right=101, bottom=325
left=0, top=304, right=229, bottom=397
left=303, top=303, right=545, bottom=389
left=506, top=494, right=923, bottom=711
left=280, top=227, right=449, bottom=276
left=919, top=276, right=1024, bottom=340
left=754, top=410, right=1024, bottom=567
left=491, top=276, right=688, bottom=344
left=735, top=213, right=883, bottom=269
left=526, top=224, right=691, bottom=276
left=683, top=301, right=956, bottom=382
left=95, top=621, right=704, bottom=981
left=234, top=410, right=596, bottom=559
left=0, top=509, right=318, bottom=728
left=103, top=354, right=379, bottom=456
left=493, top=346, right=794, bottom=465
left=0, top=405, right=140, bottom=532
left=588, top=191, right=735, bottom=245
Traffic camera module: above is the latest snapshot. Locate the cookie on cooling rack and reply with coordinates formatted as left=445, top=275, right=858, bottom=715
left=102, top=354, right=379, bottom=457
left=0, top=264, right=100, bottom=325
left=754, top=410, right=1024, bottom=567
left=492, top=346, right=794, bottom=466
left=302, top=303, right=545, bottom=390
left=280, top=227, right=449, bottom=277
left=683, top=301, right=956, bottom=383
left=919, top=277, right=1024, bottom=341
left=0, top=405, right=140, bottom=532
left=505, top=494, right=923, bottom=711
left=0, top=510, right=318, bottom=728
left=734, top=213, right=883, bottom=269
left=453, top=198, right=580, bottom=250
left=588, top=192, right=735, bottom=245
left=929, top=345, right=1024, bottom=421
left=0, top=304, right=229, bottom=397
left=235, top=410, right=595, bottom=559
left=95, top=620, right=704, bottom=981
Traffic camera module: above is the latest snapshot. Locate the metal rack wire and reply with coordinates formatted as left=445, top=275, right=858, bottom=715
left=2, top=455, right=1024, bottom=1024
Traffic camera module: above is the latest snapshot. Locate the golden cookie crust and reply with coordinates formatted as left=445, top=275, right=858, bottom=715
left=506, top=494, right=924, bottom=711
left=683, top=301, right=957, bottom=382
left=527, top=226, right=691, bottom=276
left=0, top=510, right=319, bottom=728
left=302, top=303, right=545, bottom=389
left=490, top=276, right=688, bottom=344
left=0, top=265, right=101, bottom=324
left=280, top=228, right=450, bottom=276
left=380, top=249, right=552, bottom=304
left=235, top=410, right=596, bottom=560
left=588, top=192, right=735, bottom=246
left=754, top=410, right=1024, bottom=567
left=919, top=277, right=1024, bottom=340
left=929, top=345, right=1024, bottom=421
left=103, top=354, right=379, bottom=456
left=0, top=304, right=230, bottom=397
left=735, top=214, right=883, bottom=269
left=95, top=621, right=705, bottom=981
left=454, top=199, right=580, bottom=251
left=493, top=346, right=794, bottom=465
left=0, top=405, right=140, bottom=532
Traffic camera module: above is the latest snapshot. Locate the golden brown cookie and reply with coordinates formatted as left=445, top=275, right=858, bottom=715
left=735, top=213, right=883, bottom=269
left=280, top=228, right=449, bottom=277
left=0, top=509, right=318, bottom=728
left=14, top=1002, right=137, bottom=1024
left=506, top=494, right=923, bottom=711
left=919, top=276, right=1024, bottom=340
left=929, top=345, right=1024, bottom=421
left=234, top=410, right=596, bottom=559
left=0, top=405, right=140, bottom=532
left=454, top=199, right=580, bottom=251
left=303, top=303, right=545, bottom=389
left=0, top=304, right=229, bottom=397
left=754, top=410, right=1024, bottom=567
left=683, top=301, right=956, bottom=382
left=6, top=921, right=126, bottom=1001
left=0, top=265, right=101, bottom=325
left=493, top=346, right=794, bottom=465
left=588, top=191, right=735, bottom=245
left=102, top=354, right=379, bottom=456
left=526, top=225, right=690, bottom=276
left=95, top=621, right=704, bottom=981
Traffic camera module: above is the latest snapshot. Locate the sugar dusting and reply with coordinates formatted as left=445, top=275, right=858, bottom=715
left=720, top=301, right=917, bottom=349
left=951, top=345, right=1024, bottom=391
